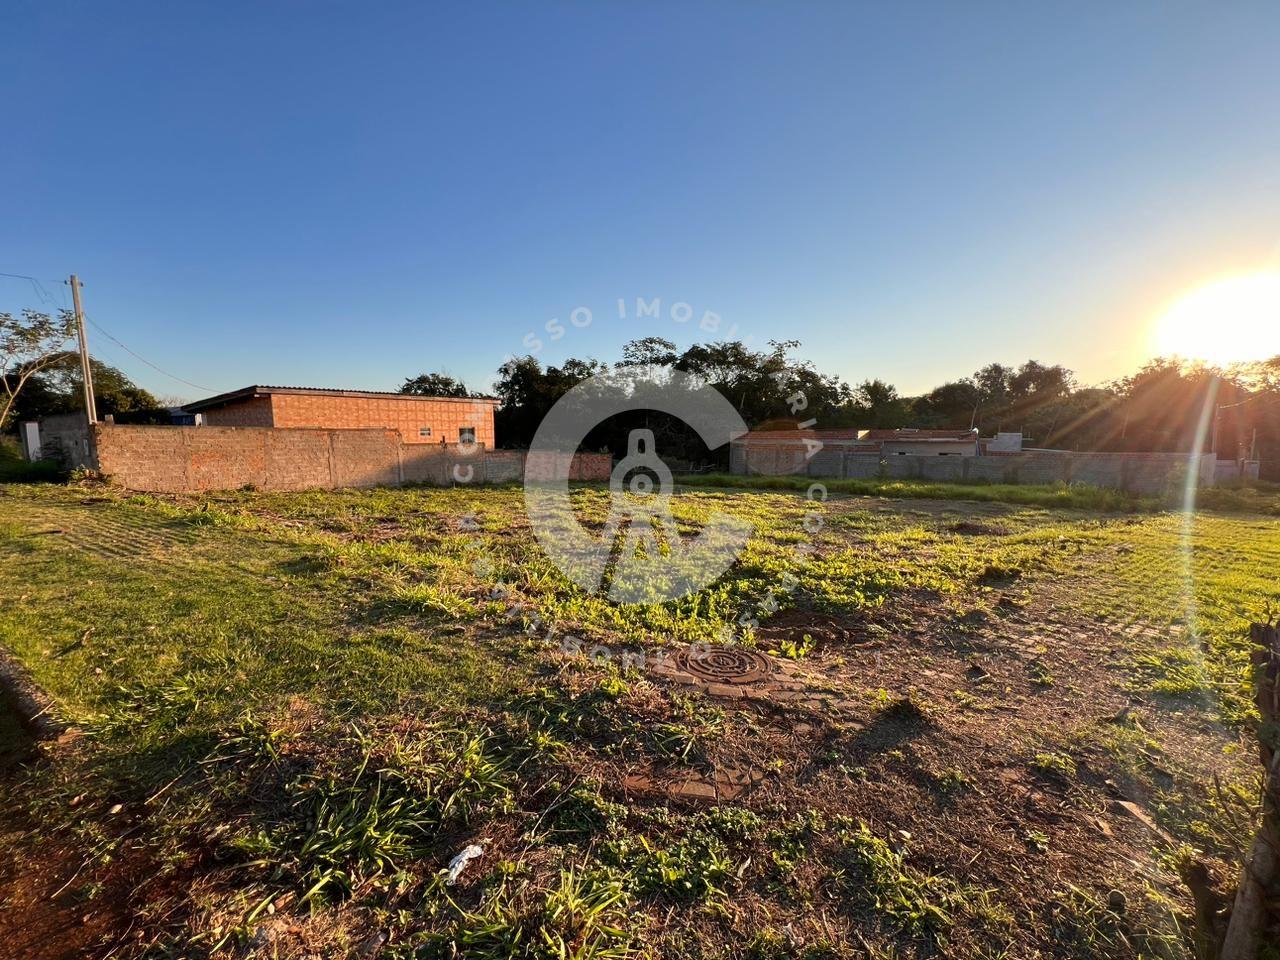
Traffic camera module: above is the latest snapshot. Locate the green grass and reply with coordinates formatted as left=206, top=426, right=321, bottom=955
left=0, top=440, right=64, bottom=482
left=679, top=471, right=1280, bottom=516
left=2, top=480, right=1278, bottom=958
left=678, top=471, right=1158, bottom=511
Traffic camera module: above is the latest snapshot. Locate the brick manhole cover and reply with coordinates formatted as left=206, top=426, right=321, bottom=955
left=674, top=645, right=776, bottom=685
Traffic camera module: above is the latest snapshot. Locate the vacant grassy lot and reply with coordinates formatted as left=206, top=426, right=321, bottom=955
left=1, top=479, right=1278, bottom=959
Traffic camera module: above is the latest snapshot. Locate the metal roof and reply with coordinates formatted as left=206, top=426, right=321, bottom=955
left=183, top=385, right=499, bottom=413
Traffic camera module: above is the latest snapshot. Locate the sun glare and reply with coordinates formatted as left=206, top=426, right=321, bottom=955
left=1155, top=271, right=1280, bottom=365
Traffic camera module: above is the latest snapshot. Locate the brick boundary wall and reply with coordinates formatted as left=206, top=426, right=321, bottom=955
left=93, top=424, right=612, bottom=493
left=730, top=440, right=1220, bottom=495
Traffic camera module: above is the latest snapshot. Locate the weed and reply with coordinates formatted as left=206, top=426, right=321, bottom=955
left=261, top=726, right=512, bottom=906
left=935, top=768, right=973, bottom=794
left=1129, top=648, right=1211, bottom=698
left=695, top=806, right=763, bottom=843
left=676, top=472, right=1156, bottom=513
left=601, top=828, right=736, bottom=903
left=1047, top=883, right=1186, bottom=960
left=596, top=676, right=630, bottom=700
left=1025, top=829, right=1051, bottom=853
left=201, top=711, right=288, bottom=769
left=85, top=673, right=206, bottom=741
left=832, top=820, right=962, bottom=939
left=767, top=809, right=827, bottom=877
left=1028, top=661, right=1056, bottom=688
left=543, top=781, right=627, bottom=842
left=410, top=867, right=635, bottom=959
left=1030, top=751, right=1078, bottom=780
left=771, top=632, right=817, bottom=660
left=651, top=699, right=725, bottom=763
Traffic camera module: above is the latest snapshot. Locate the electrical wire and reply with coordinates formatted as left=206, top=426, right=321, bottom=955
left=82, top=314, right=221, bottom=394
left=0, top=272, right=62, bottom=308
left=4, top=271, right=220, bottom=395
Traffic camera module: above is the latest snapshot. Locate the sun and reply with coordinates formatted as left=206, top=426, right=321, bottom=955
left=1154, top=271, right=1280, bottom=365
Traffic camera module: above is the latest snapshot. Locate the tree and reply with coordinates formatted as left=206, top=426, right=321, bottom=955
left=914, top=379, right=980, bottom=427
left=1009, top=360, right=1074, bottom=399
left=1, top=309, right=77, bottom=431
left=7, top=354, right=165, bottom=425
left=974, top=363, right=1013, bottom=404
left=48, top=356, right=165, bottom=417
left=492, top=355, right=609, bottom=448
left=616, top=336, right=679, bottom=369
left=399, top=372, right=472, bottom=397
left=852, top=379, right=909, bottom=428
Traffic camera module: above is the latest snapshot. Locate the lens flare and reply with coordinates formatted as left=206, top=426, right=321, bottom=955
left=1155, top=271, right=1280, bottom=364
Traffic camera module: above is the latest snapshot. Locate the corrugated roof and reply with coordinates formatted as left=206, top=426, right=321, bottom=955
left=184, top=385, right=499, bottom=413
left=859, top=429, right=978, bottom=441
left=735, top=428, right=979, bottom=443
left=735, top=428, right=865, bottom=442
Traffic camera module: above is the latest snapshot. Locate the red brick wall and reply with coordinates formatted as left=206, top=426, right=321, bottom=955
left=568, top=453, right=613, bottom=481
left=95, top=424, right=402, bottom=493
left=202, top=396, right=274, bottom=427
left=266, top=394, right=496, bottom=446
left=93, top=425, right=613, bottom=493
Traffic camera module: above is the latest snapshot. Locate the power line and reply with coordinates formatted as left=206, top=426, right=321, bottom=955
left=4, top=270, right=218, bottom=397
left=0, top=271, right=63, bottom=308
left=83, top=313, right=221, bottom=394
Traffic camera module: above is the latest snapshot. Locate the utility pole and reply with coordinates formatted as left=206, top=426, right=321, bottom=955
left=67, top=274, right=96, bottom=422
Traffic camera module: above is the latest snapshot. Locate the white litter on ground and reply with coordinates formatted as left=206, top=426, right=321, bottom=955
left=445, top=843, right=484, bottom=885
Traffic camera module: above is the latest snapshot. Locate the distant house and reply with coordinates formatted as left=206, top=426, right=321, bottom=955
left=183, top=385, right=500, bottom=446
left=856, top=428, right=981, bottom=457
left=732, top=426, right=988, bottom=458
left=728, top=426, right=1026, bottom=476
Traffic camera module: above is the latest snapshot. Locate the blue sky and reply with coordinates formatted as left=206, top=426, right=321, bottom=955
left=3, top=1, right=1278, bottom=402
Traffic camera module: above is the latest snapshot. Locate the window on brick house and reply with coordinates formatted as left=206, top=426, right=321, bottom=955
left=419, top=427, right=432, bottom=438
left=459, top=427, right=476, bottom=444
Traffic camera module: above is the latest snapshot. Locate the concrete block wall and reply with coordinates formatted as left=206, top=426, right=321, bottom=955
left=92, top=424, right=613, bottom=493
left=731, top=440, right=1218, bottom=494
left=34, top=412, right=97, bottom=470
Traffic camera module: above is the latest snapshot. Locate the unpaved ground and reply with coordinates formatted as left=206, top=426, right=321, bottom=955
left=0, top=482, right=1274, bottom=959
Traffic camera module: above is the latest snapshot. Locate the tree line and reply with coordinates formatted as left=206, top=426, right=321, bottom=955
left=5, top=307, right=1279, bottom=476
left=403, top=336, right=1280, bottom=475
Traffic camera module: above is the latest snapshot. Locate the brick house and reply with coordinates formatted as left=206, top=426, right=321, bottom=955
left=183, top=385, right=500, bottom=446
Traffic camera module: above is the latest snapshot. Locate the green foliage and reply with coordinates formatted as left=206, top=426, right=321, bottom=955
left=399, top=372, right=474, bottom=398
left=834, top=821, right=964, bottom=939
left=85, top=672, right=206, bottom=741
left=1, top=307, right=78, bottom=429
left=6, top=353, right=165, bottom=425
left=771, top=632, right=816, bottom=660
left=1, top=482, right=1277, bottom=959
left=411, top=867, right=635, bottom=960
left=1030, top=751, right=1078, bottom=779
left=1028, top=661, right=1056, bottom=688
left=1046, top=883, right=1185, bottom=960
left=1128, top=648, right=1211, bottom=698
left=543, top=781, right=627, bottom=842
left=600, top=828, right=736, bottom=903
left=268, top=727, right=512, bottom=906
left=695, top=806, right=763, bottom=843
left=678, top=473, right=1153, bottom=513
left=0, top=439, right=64, bottom=481
left=766, top=809, right=827, bottom=878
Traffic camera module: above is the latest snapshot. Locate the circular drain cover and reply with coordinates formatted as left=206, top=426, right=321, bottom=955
left=674, top=645, right=775, bottom=685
